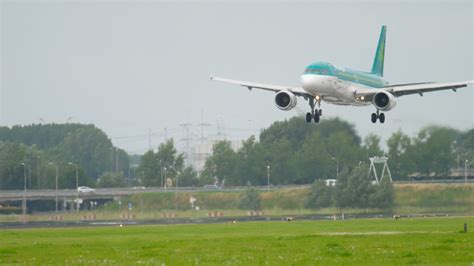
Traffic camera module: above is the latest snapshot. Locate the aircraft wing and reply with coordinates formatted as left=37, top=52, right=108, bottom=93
left=386, top=80, right=474, bottom=97
left=356, top=80, right=474, bottom=99
left=210, top=76, right=310, bottom=97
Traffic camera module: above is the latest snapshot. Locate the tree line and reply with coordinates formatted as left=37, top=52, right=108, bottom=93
left=0, top=118, right=472, bottom=190
left=199, top=117, right=473, bottom=186
left=0, top=124, right=130, bottom=190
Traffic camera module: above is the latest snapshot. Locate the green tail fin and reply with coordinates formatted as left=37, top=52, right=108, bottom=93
left=371, top=25, right=387, bottom=77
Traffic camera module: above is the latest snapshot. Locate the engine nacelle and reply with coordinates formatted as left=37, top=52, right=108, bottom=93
left=372, top=91, right=397, bottom=111
left=275, top=90, right=297, bottom=111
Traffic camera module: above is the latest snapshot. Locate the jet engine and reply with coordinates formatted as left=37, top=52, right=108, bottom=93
left=372, top=91, right=396, bottom=111
left=275, top=90, right=297, bottom=111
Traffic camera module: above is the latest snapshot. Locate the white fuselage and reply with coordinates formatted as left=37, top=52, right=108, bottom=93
left=300, top=74, right=371, bottom=106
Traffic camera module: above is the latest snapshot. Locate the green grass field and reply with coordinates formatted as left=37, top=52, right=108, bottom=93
left=1, top=217, right=473, bottom=265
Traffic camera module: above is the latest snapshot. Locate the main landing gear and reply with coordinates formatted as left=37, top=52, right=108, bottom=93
left=306, top=97, right=322, bottom=123
left=371, top=110, right=385, bottom=123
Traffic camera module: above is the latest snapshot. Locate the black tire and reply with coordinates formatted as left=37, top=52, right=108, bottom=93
left=306, top=113, right=312, bottom=123
left=318, top=109, right=322, bottom=116
left=314, top=113, right=320, bottom=123
left=371, top=113, right=377, bottom=123
left=379, top=113, right=385, bottom=123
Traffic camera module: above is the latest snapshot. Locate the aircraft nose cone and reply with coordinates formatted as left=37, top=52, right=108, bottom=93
left=301, top=74, right=325, bottom=89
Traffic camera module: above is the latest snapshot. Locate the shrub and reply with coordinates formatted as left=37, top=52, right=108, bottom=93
left=368, top=177, right=394, bottom=210
left=306, top=180, right=334, bottom=209
left=336, top=165, right=394, bottom=210
left=238, top=187, right=261, bottom=210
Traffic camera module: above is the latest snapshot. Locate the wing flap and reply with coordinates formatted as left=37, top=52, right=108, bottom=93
left=384, top=81, right=435, bottom=88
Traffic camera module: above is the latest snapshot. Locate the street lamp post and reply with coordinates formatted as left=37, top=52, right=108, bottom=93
left=175, top=167, right=179, bottom=210
left=331, top=157, right=339, bottom=180
left=49, top=162, right=59, bottom=212
left=161, top=166, right=164, bottom=188
left=28, top=151, right=31, bottom=188
left=128, top=163, right=131, bottom=188
left=68, top=162, right=79, bottom=211
left=267, top=165, right=270, bottom=192
left=21, top=163, right=27, bottom=221
left=37, top=156, right=40, bottom=189
left=465, top=160, right=469, bottom=185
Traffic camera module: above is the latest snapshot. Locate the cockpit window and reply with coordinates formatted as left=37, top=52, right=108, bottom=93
left=306, top=68, right=321, bottom=74
left=304, top=63, right=335, bottom=76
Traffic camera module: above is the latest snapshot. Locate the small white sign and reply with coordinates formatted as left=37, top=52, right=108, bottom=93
left=74, top=198, right=83, bottom=204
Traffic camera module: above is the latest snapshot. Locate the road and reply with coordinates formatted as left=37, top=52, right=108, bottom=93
left=0, top=185, right=308, bottom=201
left=1, top=180, right=471, bottom=201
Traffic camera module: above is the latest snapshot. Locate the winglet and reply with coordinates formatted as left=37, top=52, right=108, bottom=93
left=371, top=25, right=387, bottom=77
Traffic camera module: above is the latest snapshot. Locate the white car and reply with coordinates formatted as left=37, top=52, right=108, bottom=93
left=77, top=186, right=95, bottom=193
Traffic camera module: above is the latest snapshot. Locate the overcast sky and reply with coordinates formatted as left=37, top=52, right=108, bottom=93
left=1, top=0, right=473, bottom=154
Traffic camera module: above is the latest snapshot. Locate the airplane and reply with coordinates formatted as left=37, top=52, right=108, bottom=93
left=210, top=26, right=473, bottom=123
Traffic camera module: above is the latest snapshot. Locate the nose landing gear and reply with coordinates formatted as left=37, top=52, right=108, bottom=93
left=306, top=97, right=322, bottom=123
left=371, top=110, right=385, bottom=123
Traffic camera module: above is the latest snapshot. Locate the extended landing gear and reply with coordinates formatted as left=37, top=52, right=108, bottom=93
left=371, top=111, right=385, bottom=123
left=306, top=97, right=322, bottom=123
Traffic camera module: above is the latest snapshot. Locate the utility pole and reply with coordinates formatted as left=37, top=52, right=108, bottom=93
left=49, top=162, right=59, bottom=212
left=68, top=162, right=79, bottom=211
left=28, top=151, right=31, bottom=188
left=55, top=164, right=58, bottom=212
left=21, top=163, right=27, bottom=222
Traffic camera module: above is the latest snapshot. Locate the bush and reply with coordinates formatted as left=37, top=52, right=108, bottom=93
left=369, top=177, right=394, bottom=209
left=238, top=187, right=261, bottom=210
left=306, top=180, right=334, bottom=209
left=335, top=165, right=394, bottom=210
